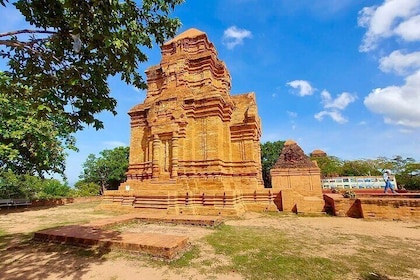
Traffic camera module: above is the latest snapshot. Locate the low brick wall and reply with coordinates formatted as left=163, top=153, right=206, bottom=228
left=323, top=194, right=363, bottom=218
left=324, top=193, right=420, bottom=220
left=360, top=198, right=420, bottom=220
left=30, top=196, right=102, bottom=207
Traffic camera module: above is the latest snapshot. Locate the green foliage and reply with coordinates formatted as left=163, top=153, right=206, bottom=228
left=0, top=170, right=71, bottom=199
left=310, top=155, right=343, bottom=177
left=0, top=170, right=25, bottom=198
left=37, top=178, right=72, bottom=199
left=0, top=0, right=183, bottom=177
left=312, top=152, right=420, bottom=189
left=0, top=0, right=183, bottom=131
left=260, top=140, right=285, bottom=188
left=78, top=146, right=129, bottom=194
left=391, top=157, right=420, bottom=190
left=0, top=72, right=76, bottom=176
left=370, top=156, right=420, bottom=190
left=340, top=160, right=381, bottom=176
left=73, top=181, right=100, bottom=197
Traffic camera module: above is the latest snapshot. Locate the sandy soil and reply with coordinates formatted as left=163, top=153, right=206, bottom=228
left=0, top=204, right=419, bottom=280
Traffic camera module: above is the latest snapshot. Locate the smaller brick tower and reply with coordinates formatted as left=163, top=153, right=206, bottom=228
left=270, top=140, right=324, bottom=213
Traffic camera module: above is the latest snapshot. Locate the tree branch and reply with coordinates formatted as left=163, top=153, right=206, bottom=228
left=0, top=39, right=66, bottom=67
left=0, top=29, right=56, bottom=38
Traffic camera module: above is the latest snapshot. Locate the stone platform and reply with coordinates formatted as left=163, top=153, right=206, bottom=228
left=323, top=193, right=420, bottom=220
left=33, top=213, right=223, bottom=259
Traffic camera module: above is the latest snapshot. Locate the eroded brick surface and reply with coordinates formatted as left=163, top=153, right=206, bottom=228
left=103, top=28, right=265, bottom=215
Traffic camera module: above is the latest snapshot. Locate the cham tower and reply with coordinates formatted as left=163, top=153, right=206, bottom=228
left=101, top=28, right=274, bottom=216
left=270, top=140, right=324, bottom=213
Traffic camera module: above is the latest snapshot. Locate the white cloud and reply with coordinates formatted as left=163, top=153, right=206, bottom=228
left=364, top=70, right=420, bottom=127
left=287, top=111, right=298, bottom=118
left=315, top=90, right=356, bottom=124
left=379, top=50, right=420, bottom=75
left=286, top=80, right=315, bottom=96
left=103, top=141, right=127, bottom=148
left=222, top=26, right=252, bottom=49
left=358, top=0, right=420, bottom=52
left=314, top=110, right=348, bottom=124
left=394, top=14, right=420, bottom=41
left=321, top=90, right=357, bottom=110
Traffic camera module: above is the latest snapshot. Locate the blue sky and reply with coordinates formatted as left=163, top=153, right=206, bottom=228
left=1, top=0, right=420, bottom=185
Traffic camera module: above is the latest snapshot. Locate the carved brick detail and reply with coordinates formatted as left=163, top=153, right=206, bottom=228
left=103, top=29, right=265, bottom=216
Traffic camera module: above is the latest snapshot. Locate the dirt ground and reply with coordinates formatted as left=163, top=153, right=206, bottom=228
left=0, top=202, right=419, bottom=280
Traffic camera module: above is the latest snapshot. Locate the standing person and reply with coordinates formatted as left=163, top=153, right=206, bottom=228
left=383, top=170, right=396, bottom=194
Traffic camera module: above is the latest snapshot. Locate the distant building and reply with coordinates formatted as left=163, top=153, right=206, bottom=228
left=310, top=149, right=327, bottom=158
left=321, top=176, right=397, bottom=190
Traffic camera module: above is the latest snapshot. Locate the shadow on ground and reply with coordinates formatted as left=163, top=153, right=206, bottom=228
left=0, top=232, right=111, bottom=280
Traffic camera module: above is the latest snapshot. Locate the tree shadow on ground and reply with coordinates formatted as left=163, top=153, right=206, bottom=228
left=0, top=232, right=112, bottom=280
left=0, top=205, right=66, bottom=215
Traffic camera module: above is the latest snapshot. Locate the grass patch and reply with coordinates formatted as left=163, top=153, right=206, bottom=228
left=60, top=200, right=102, bottom=210
left=168, top=246, right=200, bottom=268
left=205, top=225, right=348, bottom=280
left=203, top=223, right=420, bottom=280
left=2, top=202, right=418, bottom=279
left=0, top=232, right=32, bottom=250
left=340, top=237, right=420, bottom=280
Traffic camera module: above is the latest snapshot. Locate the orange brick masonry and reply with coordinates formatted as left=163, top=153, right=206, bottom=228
left=33, top=213, right=223, bottom=259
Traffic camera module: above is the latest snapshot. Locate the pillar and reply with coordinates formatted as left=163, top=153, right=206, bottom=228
left=152, top=134, right=160, bottom=179
left=171, top=132, right=179, bottom=178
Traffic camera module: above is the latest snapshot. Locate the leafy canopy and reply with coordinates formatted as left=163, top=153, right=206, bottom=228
left=260, top=141, right=285, bottom=188
left=0, top=72, right=76, bottom=176
left=0, top=0, right=183, bottom=131
left=78, top=146, right=129, bottom=194
left=0, top=170, right=72, bottom=199
left=73, top=181, right=101, bottom=197
left=0, top=0, right=183, bottom=176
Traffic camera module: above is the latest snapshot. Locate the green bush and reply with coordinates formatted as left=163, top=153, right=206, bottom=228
left=37, top=179, right=72, bottom=199
left=73, top=181, right=101, bottom=197
left=0, top=171, right=71, bottom=199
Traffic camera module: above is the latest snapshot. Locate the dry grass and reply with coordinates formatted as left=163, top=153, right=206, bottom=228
left=0, top=201, right=419, bottom=280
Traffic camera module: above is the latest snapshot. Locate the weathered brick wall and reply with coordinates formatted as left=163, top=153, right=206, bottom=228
left=270, top=141, right=325, bottom=213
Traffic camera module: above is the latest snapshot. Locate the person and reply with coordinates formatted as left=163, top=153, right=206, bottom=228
left=383, top=170, right=396, bottom=194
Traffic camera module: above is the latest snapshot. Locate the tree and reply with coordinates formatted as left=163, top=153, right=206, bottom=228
left=260, top=141, right=285, bottom=188
left=310, top=155, right=343, bottom=178
left=340, top=160, right=381, bottom=177
left=0, top=170, right=23, bottom=198
left=0, top=170, right=71, bottom=199
left=78, top=146, right=129, bottom=194
left=0, top=0, right=183, bottom=175
left=37, top=178, right=72, bottom=199
left=73, top=181, right=101, bottom=197
left=0, top=72, right=76, bottom=176
left=379, top=156, right=420, bottom=190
